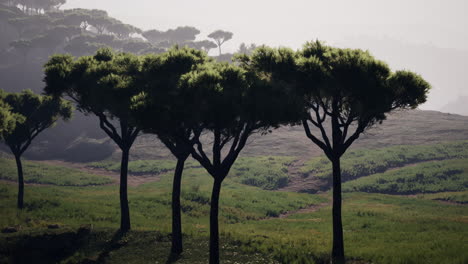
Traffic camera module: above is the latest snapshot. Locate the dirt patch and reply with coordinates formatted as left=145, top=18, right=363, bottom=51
left=35, top=160, right=164, bottom=187
left=277, top=157, right=327, bottom=193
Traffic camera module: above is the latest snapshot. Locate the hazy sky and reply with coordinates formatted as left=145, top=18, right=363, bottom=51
left=63, top=0, right=468, bottom=111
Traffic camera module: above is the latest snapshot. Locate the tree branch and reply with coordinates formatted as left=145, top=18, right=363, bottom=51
left=302, top=119, right=332, bottom=158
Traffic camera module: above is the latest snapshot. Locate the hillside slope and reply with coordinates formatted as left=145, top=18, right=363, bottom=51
left=126, top=109, right=468, bottom=161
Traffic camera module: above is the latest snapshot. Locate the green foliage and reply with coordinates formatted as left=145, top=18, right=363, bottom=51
left=44, top=48, right=141, bottom=121
left=301, top=140, right=468, bottom=182
left=0, top=89, right=72, bottom=155
left=0, top=92, right=23, bottom=136
left=0, top=158, right=112, bottom=185
left=343, top=158, right=468, bottom=194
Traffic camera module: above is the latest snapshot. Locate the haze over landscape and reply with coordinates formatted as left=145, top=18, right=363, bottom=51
left=1, top=1, right=467, bottom=263
left=63, top=0, right=468, bottom=112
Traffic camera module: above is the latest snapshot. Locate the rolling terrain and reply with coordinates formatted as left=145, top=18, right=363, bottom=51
left=0, top=109, right=467, bottom=263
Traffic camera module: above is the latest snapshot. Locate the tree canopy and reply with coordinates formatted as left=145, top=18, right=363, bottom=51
left=131, top=46, right=211, bottom=256
left=245, top=41, right=431, bottom=263
left=208, top=30, right=233, bottom=55
left=44, top=48, right=143, bottom=231
left=0, top=89, right=72, bottom=208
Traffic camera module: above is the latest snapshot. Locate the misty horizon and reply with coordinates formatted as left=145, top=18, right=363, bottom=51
left=60, top=0, right=468, bottom=112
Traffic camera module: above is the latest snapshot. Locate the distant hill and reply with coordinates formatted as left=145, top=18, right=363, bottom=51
left=440, top=96, right=468, bottom=116
left=121, top=109, right=468, bottom=161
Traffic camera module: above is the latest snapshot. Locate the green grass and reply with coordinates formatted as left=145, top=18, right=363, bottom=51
left=88, top=159, right=181, bottom=175
left=0, top=167, right=324, bottom=230
left=90, top=156, right=294, bottom=190
left=343, top=159, right=468, bottom=194
left=228, top=156, right=294, bottom=190
left=414, top=191, right=468, bottom=204
left=0, top=228, right=280, bottom=264
left=227, top=192, right=468, bottom=264
left=301, top=140, right=468, bottom=182
left=1, top=142, right=468, bottom=263
left=1, top=180, right=467, bottom=263
left=0, top=158, right=113, bottom=186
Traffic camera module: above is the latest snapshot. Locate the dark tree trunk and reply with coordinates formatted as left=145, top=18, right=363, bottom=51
left=209, top=178, right=222, bottom=264
left=119, top=148, right=131, bottom=232
left=331, top=156, right=345, bottom=264
left=171, top=157, right=187, bottom=256
left=15, top=154, right=24, bottom=209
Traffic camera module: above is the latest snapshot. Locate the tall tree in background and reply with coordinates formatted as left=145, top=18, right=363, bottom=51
left=249, top=41, right=430, bottom=263
left=0, top=89, right=72, bottom=209
left=189, top=40, right=217, bottom=54
left=44, top=48, right=142, bottom=231
left=207, top=30, right=233, bottom=55
left=143, top=26, right=200, bottom=46
left=108, top=23, right=141, bottom=39
left=131, top=47, right=211, bottom=257
left=180, top=60, right=297, bottom=264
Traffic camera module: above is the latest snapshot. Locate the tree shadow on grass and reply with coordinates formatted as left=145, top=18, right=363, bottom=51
left=91, top=230, right=127, bottom=263
left=165, top=251, right=182, bottom=264
left=6, top=226, right=91, bottom=264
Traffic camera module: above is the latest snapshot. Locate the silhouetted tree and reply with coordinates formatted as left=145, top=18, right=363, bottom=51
left=108, top=23, right=141, bottom=39
left=165, top=26, right=200, bottom=44
left=142, top=29, right=164, bottom=44
left=131, top=47, right=211, bottom=256
left=0, top=89, right=72, bottom=209
left=143, top=26, right=201, bottom=46
left=10, top=39, right=30, bottom=63
left=179, top=60, right=296, bottom=264
left=88, top=15, right=116, bottom=34
left=189, top=40, right=217, bottom=53
left=122, top=40, right=151, bottom=54
left=207, top=30, right=233, bottom=55
left=248, top=41, right=431, bottom=263
left=237, top=43, right=257, bottom=55
left=44, top=48, right=142, bottom=231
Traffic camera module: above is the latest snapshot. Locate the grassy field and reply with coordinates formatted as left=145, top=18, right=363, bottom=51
left=0, top=164, right=467, bottom=263
left=1, top=139, right=468, bottom=263
left=0, top=158, right=113, bottom=186
left=343, top=158, right=468, bottom=194
left=89, top=156, right=294, bottom=190
left=301, top=140, right=468, bottom=183
left=89, top=159, right=180, bottom=175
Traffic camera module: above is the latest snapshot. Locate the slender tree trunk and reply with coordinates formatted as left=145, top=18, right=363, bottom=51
left=119, top=148, right=131, bottom=232
left=218, top=43, right=222, bottom=56
left=171, top=156, right=187, bottom=256
left=15, top=154, right=24, bottom=209
left=209, top=178, right=222, bottom=264
left=331, top=156, right=345, bottom=264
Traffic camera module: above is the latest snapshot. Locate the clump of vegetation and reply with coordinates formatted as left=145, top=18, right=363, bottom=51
left=0, top=158, right=113, bottom=186
left=343, top=158, right=468, bottom=194
left=229, top=156, right=294, bottom=190
left=301, top=140, right=468, bottom=182
left=421, top=191, right=468, bottom=204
